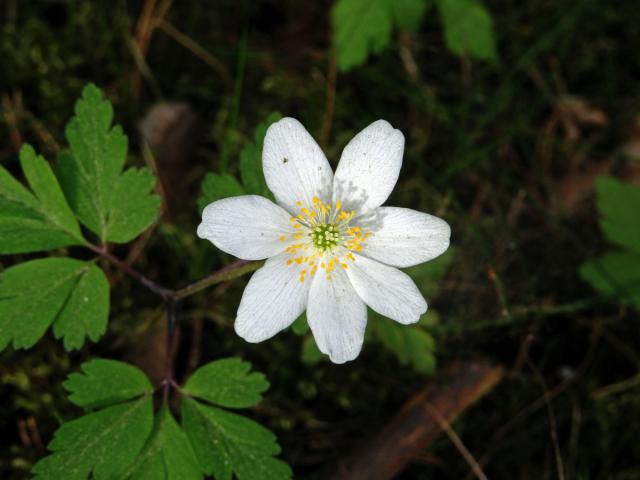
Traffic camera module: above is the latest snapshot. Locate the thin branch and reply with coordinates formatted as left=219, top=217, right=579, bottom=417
left=89, top=243, right=261, bottom=301
left=88, top=244, right=172, bottom=300
left=163, top=298, right=179, bottom=404
left=173, top=260, right=263, bottom=300
left=425, top=402, right=488, bottom=480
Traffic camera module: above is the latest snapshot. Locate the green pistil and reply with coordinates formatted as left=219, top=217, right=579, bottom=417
left=310, top=224, right=340, bottom=251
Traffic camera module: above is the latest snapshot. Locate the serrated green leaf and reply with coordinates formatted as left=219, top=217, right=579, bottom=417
left=183, top=358, right=270, bottom=408
left=0, top=144, right=85, bottom=253
left=57, top=83, right=160, bottom=243
left=52, top=261, right=110, bottom=350
left=438, top=0, right=497, bottom=61
left=182, top=398, right=292, bottom=480
left=197, top=172, right=245, bottom=213
left=0, top=258, right=109, bottom=351
left=32, top=396, right=153, bottom=480
left=595, top=177, right=640, bottom=254
left=239, top=112, right=282, bottom=198
left=123, top=407, right=203, bottom=480
left=370, top=312, right=437, bottom=374
left=64, top=359, right=153, bottom=410
left=332, top=0, right=393, bottom=71
left=106, top=166, right=161, bottom=243
left=580, top=251, right=640, bottom=310
left=20, top=144, right=83, bottom=238
left=291, top=312, right=310, bottom=336
left=391, top=0, right=428, bottom=32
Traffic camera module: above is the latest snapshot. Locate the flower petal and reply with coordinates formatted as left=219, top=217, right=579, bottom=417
left=197, top=195, right=296, bottom=260
left=333, top=120, right=404, bottom=213
left=346, top=254, right=427, bottom=324
left=307, top=267, right=367, bottom=364
left=262, top=117, right=333, bottom=214
left=362, top=207, right=451, bottom=268
left=235, top=252, right=309, bottom=342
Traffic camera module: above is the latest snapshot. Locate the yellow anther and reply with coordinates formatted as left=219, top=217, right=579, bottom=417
left=296, top=201, right=303, bottom=206
left=279, top=235, right=286, bottom=242
left=286, top=259, right=293, bottom=265
left=341, top=263, right=348, bottom=269
left=336, top=200, right=342, bottom=210
left=295, top=258, right=303, bottom=264
left=312, top=197, right=321, bottom=203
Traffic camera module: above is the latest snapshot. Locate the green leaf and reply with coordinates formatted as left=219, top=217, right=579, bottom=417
left=103, top=166, right=160, bottom=243
left=64, top=359, right=153, bottom=410
left=437, top=0, right=497, bottom=61
left=123, top=407, right=203, bottom=480
left=32, top=398, right=153, bottom=480
left=332, top=0, right=393, bottom=71
left=391, top=0, right=429, bottom=32
left=595, top=177, right=640, bottom=254
left=239, top=112, right=282, bottom=198
left=0, top=258, right=109, bottom=351
left=197, top=173, right=245, bottom=213
left=0, top=144, right=85, bottom=253
left=369, top=313, right=437, bottom=374
left=182, top=398, right=292, bottom=480
left=291, top=312, right=310, bottom=336
left=57, top=83, right=160, bottom=243
left=580, top=251, right=640, bottom=310
left=183, top=358, right=270, bottom=408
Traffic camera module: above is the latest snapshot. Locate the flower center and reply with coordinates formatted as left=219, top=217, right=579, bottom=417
left=310, top=223, right=340, bottom=252
left=278, top=197, right=371, bottom=283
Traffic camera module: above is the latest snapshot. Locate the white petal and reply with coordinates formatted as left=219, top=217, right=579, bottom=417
left=197, top=195, right=296, bottom=260
left=235, top=252, right=309, bottom=342
left=307, top=267, right=367, bottom=364
left=262, top=117, right=333, bottom=214
left=346, top=254, right=427, bottom=324
left=362, top=207, right=451, bottom=268
left=333, top=120, right=404, bottom=213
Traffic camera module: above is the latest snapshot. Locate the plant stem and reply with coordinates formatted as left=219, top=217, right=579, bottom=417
left=88, top=244, right=173, bottom=299
left=163, top=298, right=179, bottom=404
left=88, top=244, right=262, bottom=400
left=173, top=259, right=263, bottom=300
left=88, top=244, right=261, bottom=301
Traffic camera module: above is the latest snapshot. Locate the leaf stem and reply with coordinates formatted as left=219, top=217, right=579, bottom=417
left=173, top=259, right=263, bottom=300
left=88, top=244, right=262, bottom=301
left=163, top=297, right=179, bottom=404
left=87, top=244, right=173, bottom=300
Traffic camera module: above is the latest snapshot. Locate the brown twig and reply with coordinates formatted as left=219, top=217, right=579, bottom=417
left=526, top=354, right=566, bottom=480
left=156, top=19, right=233, bottom=89
left=425, top=402, right=488, bottom=480
left=326, top=361, right=504, bottom=480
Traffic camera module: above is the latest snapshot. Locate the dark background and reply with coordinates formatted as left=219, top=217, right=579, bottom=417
left=1, top=0, right=640, bottom=478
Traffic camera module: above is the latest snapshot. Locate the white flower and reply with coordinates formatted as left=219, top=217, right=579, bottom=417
left=197, top=118, right=450, bottom=364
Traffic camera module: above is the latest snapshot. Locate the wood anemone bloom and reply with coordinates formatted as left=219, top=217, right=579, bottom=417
left=197, top=118, right=450, bottom=363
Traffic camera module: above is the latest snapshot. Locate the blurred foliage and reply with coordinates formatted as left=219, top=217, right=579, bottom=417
left=331, top=0, right=495, bottom=71
left=198, top=111, right=281, bottom=212
left=1, top=0, right=640, bottom=478
left=581, top=177, right=640, bottom=309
